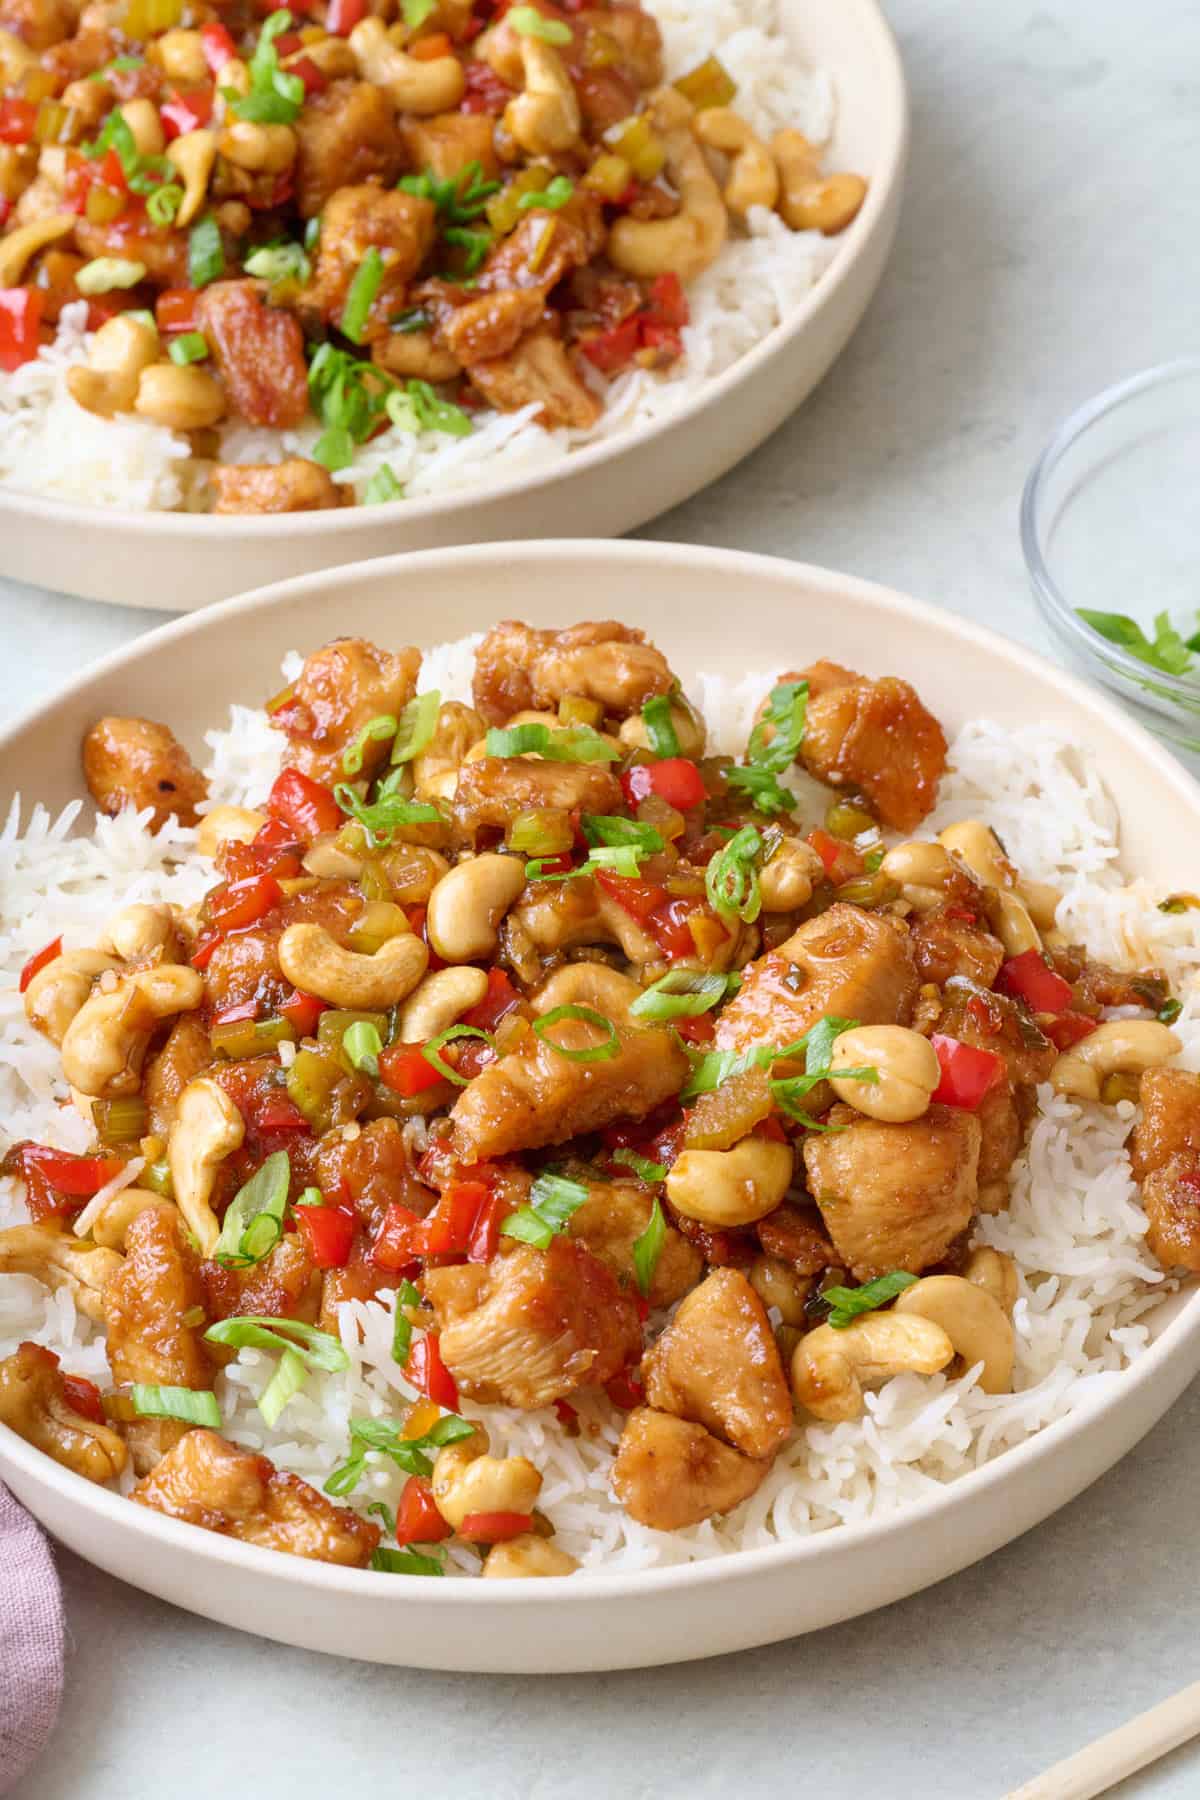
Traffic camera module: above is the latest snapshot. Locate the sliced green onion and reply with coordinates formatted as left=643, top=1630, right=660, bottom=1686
left=325, top=1412, right=474, bottom=1496
left=508, top=4, right=572, bottom=40
left=613, top=1148, right=667, bottom=1183
left=533, top=1004, right=619, bottom=1063
left=168, top=330, right=209, bottom=365
left=746, top=680, right=809, bottom=773
left=409, top=378, right=473, bottom=437
left=485, top=722, right=619, bottom=763
left=313, top=424, right=354, bottom=472
left=131, top=1384, right=221, bottom=1427
left=390, top=690, right=441, bottom=764
left=295, top=1185, right=324, bottom=1207
left=343, top=1019, right=383, bottom=1077
left=188, top=214, right=224, bottom=288
left=305, top=214, right=321, bottom=250
left=258, top=1344, right=308, bottom=1427
left=146, top=182, right=183, bottom=226
left=725, top=763, right=797, bottom=816
left=371, top=1546, right=445, bottom=1576
left=1160, top=997, right=1184, bottom=1024
left=640, top=693, right=681, bottom=758
left=212, top=1150, right=290, bottom=1268
left=500, top=1171, right=589, bottom=1250
left=390, top=1277, right=420, bottom=1365
left=705, top=822, right=763, bottom=923
left=363, top=463, right=404, bottom=505
left=333, top=782, right=441, bottom=848
left=525, top=844, right=644, bottom=882
left=580, top=814, right=664, bottom=854
left=678, top=1016, right=857, bottom=1102
left=631, top=968, right=738, bottom=1021
left=75, top=256, right=146, bottom=294
left=392, top=306, right=431, bottom=333
left=420, top=1024, right=495, bottom=1086
left=401, top=0, right=436, bottom=27
left=204, top=1315, right=350, bottom=1374
left=631, top=1198, right=666, bottom=1298
left=365, top=1498, right=396, bottom=1534
left=822, top=1271, right=918, bottom=1329
left=442, top=224, right=491, bottom=275
left=341, top=245, right=384, bottom=345
left=244, top=241, right=311, bottom=285
left=229, top=9, right=304, bottom=124
left=342, top=711, right=399, bottom=777
left=516, top=174, right=574, bottom=211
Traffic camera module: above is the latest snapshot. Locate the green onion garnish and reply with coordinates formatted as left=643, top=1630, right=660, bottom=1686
left=228, top=9, right=304, bottom=122
left=295, top=1185, right=324, bottom=1206
left=680, top=1013, right=859, bottom=1103
left=581, top=814, right=664, bottom=854
left=402, top=0, right=437, bottom=27
left=332, top=781, right=441, bottom=848
left=168, top=330, right=209, bottom=365
left=342, top=711, right=399, bottom=777
left=371, top=1546, right=445, bottom=1576
left=631, top=1198, right=666, bottom=1298
left=386, top=378, right=473, bottom=438
left=325, top=1412, right=475, bottom=1496
left=1160, top=998, right=1184, bottom=1024
left=204, top=1315, right=350, bottom=1373
left=631, top=969, right=738, bottom=1022
left=244, top=240, right=312, bottom=285
left=500, top=1171, right=589, bottom=1250
left=365, top=1498, right=396, bottom=1534
left=1076, top=608, right=1200, bottom=677
left=341, top=245, right=384, bottom=345
left=640, top=694, right=680, bottom=758
left=725, top=764, right=796, bottom=815
left=420, top=1024, right=495, bottom=1086
left=342, top=1019, right=383, bottom=1077
left=398, top=158, right=501, bottom=223
left=442, top=224, right=491, bottom=274
left=390, top=1277, right=420, bottom=1366
left=392, top=306, right=431, bottom=333
left=212, top=1150, right=291, bottom=1268
left=525, top=843, right=645, bottom=882
left=533, top=1003, right=619, bottom=1063
left=258, top=1345, right=307, bottom=1427
left=390, top=690, right=441, bottom=764
left=516, top=174, right=574, bottom=212
left=363, top=463, right=404, bottom=505
left=821, top=1271, right=918, bottom=1329
left=705, top=823, right=764, bottom=924
left=747, top=680, right=809, bottom=771
left=146, top=183, right=183, bottom=226
left=188, top=214, right=225, bottom=288
left=131, top=1384, right=222, bottom=1427
left=612, top=1148, right=667, bottom=1183
left=485, top=722, right=619, bottom=763
left=508, top=4, right=572, bottom=40
left=76, top=257, right=146, bottom=294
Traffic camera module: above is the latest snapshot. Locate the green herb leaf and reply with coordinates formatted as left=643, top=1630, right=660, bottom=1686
left=333, top=781, right=441, bottom=847
left=821, top=1271, right=918, bottom=1329
left=631, top=968, right=739, bottom=1021
left=581, top=814, right=664, bottom=854
left=533, top=1003, right=619, bottom=1064
left=231, top=9, right=304, bottom=123
left=1077, top=609, right=1197, bottom=677
left=342, top=712, right=400, bottom=777
left=724, top=763, right=797, bottom=816
left=308, top=341, right=395, bottom=459
left=325, top=1412, right=475, bottom=1495
left=631, top=1198, right=666, bottom=1297
left=508, top=4, right=572, bottom=40
left=516, top=174, right=574, bottom=212
left=213, top=1150, right=291, bottom=1268
left=485, top=722, right=619, bottom=763
left=680, top=1014, right=859, bottom=1103
left=746, top=680, right=809, bottom=773
left=188, top=215, right=225, bottom=288
left=442, top=224, right=491, bottom=274
left=130, top=1384, right=221, bottom=1427
left=500, top=1171, right=589, bottom=1250
left=363, top=463, right=404, bottom=506
left=371, top=1546, right=445, bottom=1575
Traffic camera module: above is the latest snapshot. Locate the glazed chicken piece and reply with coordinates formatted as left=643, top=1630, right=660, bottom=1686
left=424, top=1238, right=642, bottom=1407
left=472, top=619, right=675, bottom=725
left=567, top=1180, right=701, bottom=1307
left=292, top=79, right=405, bottom=218
left=932, top=979, right=1056, bottom=1107
left=201, top=1234, right=320, bottom=1325
left=714, top=905, right=919, bottom=1055
left=82, top=716, right=208, bottom=830
left=803, top=1104, right=980, bottom=1279
left=908, top=898, right=1005, bottom=990
left=195, top=282, right=310, bottom=430
left=783, top=660, right=948, bottom=833
left=611, top=1407, right=768, bottom=1531
left=131, top=1428, right=380, bottom=1565
left=309, top=186, right=437, bottom=336
left=74, top=215, right=188, bottom=284
left=201, top=880, right=363, bottom=1017
left=575, top=5, right=664, bottom=87
left=372, top=329, right=462, bottom=383
left=1137, top=1160, right=1200, bottom=1271
left=1129, top=1069, right=1200, bottom=1181
left=0, top=1341, right=127, bottom=1484
left=468, top=329, right=602, bottom=432
left=453, top=756, right=623, bottom=836
left=510, top=876, right=659, bottom=964
left=0, top=0, right=73, bottom=47
left=210, top=460, right=346, bottom=515
left=276, top=637, right=422, bottom=788
left=439, top=287, right=548, bottom=367
left=756, top=1201, right=837, bottom=1275
left=316, top=1116, right=431, bottom=1237
left=102, top=1206, right=213, bottom=1473
left=449, top=972, right=689, bottom=1160
left=642, top=1269, right=793, bottom=1459
left=143, top=1015, right=212, bottom=1137
left=397, top=110, right=499, bottom=180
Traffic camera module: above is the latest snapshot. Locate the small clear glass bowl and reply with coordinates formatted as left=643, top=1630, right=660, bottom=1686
left=1021, top=358, right=1200, bottom=754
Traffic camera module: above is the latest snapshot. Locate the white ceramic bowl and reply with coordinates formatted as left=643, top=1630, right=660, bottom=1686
left=3, top=540, right=1197, bottom=1673
left=0, top=0, right=907, bottom=612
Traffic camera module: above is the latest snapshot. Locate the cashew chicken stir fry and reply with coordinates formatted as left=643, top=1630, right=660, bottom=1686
left=1, top=621, right=1190, bottom=1576
left=0, top=0, right=865, bottom=514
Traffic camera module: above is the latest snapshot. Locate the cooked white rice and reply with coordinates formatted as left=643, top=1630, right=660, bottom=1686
left=2, top=647, right=1197, bottom=1577
left=0, top=0, right=835, bottom=512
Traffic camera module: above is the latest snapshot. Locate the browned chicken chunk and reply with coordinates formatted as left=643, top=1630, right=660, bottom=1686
left=473, top=618, right=674, bottom=724
left=276, top=637, right=422, bottom=788
left=803, top=1104, right=981, bottom=1279
left=468, top=329, right=601, bottom=431
left=0, top=1341, right=127, bottom=1484
left=567, top=1180, right=701, bottom=1307
left=453, top=757, right=623, bottom=836
left=293, top=80, right=405, bottom=218
left=131, top=1428, right=380, bottom=1565
left=143, top=1014, right=212, bottom=1137
left=909, top=902, right=1005, bottom=990
left=201, top=1233, right=320, bottom=1325
left=611, top=1407, right=768, bottom=1530
left=1129, top=1068, right=1200, bottom=1182
left=1, top=0, right=73, bottom=48
left=309, top=186, right=437, bottom=337
left=82, top=715, right=208, bottom=830
left=210, top=459, right=346, bottom=515
left=788, top=662, right=948, bottom=832
left=424, top=1238, right=642, bottom=1407
left=756, top=1202, right=836, bottom=1275
left=1139, top=1159, right=1200, bottom=1271
left=398, top=110, right=499, bottom=180
left=195, top=281, right=309, bottom=429
left=642, top=1269, right=792, bottom=1459
left=715, top=905, right=919, bottom=1055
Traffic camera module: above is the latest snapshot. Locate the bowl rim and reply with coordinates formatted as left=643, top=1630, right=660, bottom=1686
left=0, top=0, right=908, bottom=542
left=2, top=536, right=1199, bottom=1606
left=1020, top=355, right=1200, bottom=702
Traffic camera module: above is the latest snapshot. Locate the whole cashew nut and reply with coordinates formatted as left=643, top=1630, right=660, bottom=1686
left=828, top=1024, right=940, bottom=1124
left=0, top=211, right=74, bottom=287
left=73, top=1186, right=169, bottom=1251
left=166, top=128, right=217, bottom=230
left=667, top=1136, right=793, bottom=1229
left=134, top=362, right=227, bottom=431
left=894, top=1274, right=1015, bottom=1394
left=348, top=18, right=465, bottom=113
left=964, top=1245, right=1018, bottom=1316
left=431, top=1424, right=542, bottom=1529
left=426, top=854, right=526, bottom=963
left=1017, top=879, right=1062, bottom=932
left=1051, top=1020, right=1181, bottom=1103
left=609, top=87, right=727, bottom=281
left=692, top=106, right=779, bottom=217
left=100, top=902, right=178, bottom=963
left=503, top=36, right=581, bottom=157
left=219, top=119, right=296, bottom=175
left=879, top=839, right=956, bottom=913
left=618, top=700, right=706, bottom=760
left=988, top=888, right=1042, bottom=957
left=758, top=838, right=821, bottom=912
left=397, top=965, right=489, bottom=1043
left=482, top=1534, right=578, bottom=1578
left=61, top=964, right=204, bottom=1099
left=23, top=948, right=119, bottom=1046
left=749, top=1253, right=810, bottom=1326
left=791, top=1312, right=954, bottom=1421
left=278, top=922, right=428, bottom=1010
left=195, top=804, right=267, bottom=857
left=119, top=98, right=165, bottom=158
left=0, top=1341, right=127, bottom=1484
left=168, top=1077, right=245, bottom=1255
left=771, top=129, right=867, bottom=235
left=938, top=819, right=1016, bottom=891
left=0, top=1223, right=124, bottom=1325
left=66, top=313, right=161, bottom=419
left=532, top=960, right=641, bottom=1022
left=412, top=701, right=486, bottom=804
left=0, top=28, right=37, bottom=83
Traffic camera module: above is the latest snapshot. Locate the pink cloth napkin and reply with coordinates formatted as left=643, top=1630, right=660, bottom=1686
left=0, top=1481, right=64, bottom=1797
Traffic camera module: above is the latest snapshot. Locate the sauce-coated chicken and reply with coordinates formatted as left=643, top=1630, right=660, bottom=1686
left=82, top=716, right=208, bottom=830
left=472, top=620, right=675, bottom=725
left=275, top=638, right=422, bottom=788
left=642, top=1269, right=792, bottom=1459
left=102, top=1205, right=213, bottom=1474
left=611, top=1407, right=769, bottom=1531
left=791, top=660, right=948, bottom=832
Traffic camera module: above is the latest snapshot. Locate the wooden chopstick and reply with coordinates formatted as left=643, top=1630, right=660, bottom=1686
left=1005, top=1680, right=1200, bottom=1799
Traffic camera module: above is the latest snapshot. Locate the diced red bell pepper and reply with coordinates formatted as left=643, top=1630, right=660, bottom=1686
left=1043, top=1011, right=1099, bottom=1051
left=61, top=1373, right=105, bottom=1424
left=420, top=1181, right=490, bottom=1257
left=594, top=867, right=662, bottom=923
left=160, top=85, right=214, bottom=139
left=605, top=1366, right=645, bottom=1411
left=404, top=1333, right=459, bottom=1410
left=620, top=757, right=706, bottom=811
left=370, top=1202, right=426, bottom=1270
left=554, top=1398, right=578, bottom=1427
left=580, top=314, right=640, bottom=375
left=8, top=1144, right=126, bottom=1222
left=201, top=19, right=238, bottom=71
left=394, top=1474, right=452, bottom=1545
left=296, top=1204, right=355, bottom=1268
left=460, top=59, right=514, bottom=113
left=266, top=766, right=343, bottom=840
left=0, top=288, right=42, bottom=374
left=205, top=871, right=282, bottom=934
left=19, top=935, right=62, bottom=993
left=806, top=828, right=865, bottom=885
left=674, top=1010, right=715, bottom=1046
left=326, top=0, right=367, bottom=31
left=278, top=989, right=328, bottom=1037
left=219, top=815, right=303, bottom=884
left=379, top=1041, right=447, bottom=1099
left=0, top=98, right=36, bottom=145
left=254, top=1093, right=311, bottom=1136
left=405, top=904, right=446, bottom=972
left=156, top=287, right=198, bottom=335
left=929, top=1035, right=1005, bottom=1111
left=649, top=896, right=702, bottom=961
left=645, top=271, right=689, bottom=330
left=461, top=966, right=521, bottom=1033
left=994, top=948, right=1074, bottom=1015
left=286, top=52, right=327, bottom=93
left=457, top=1511, right=532, bottom=1543
left=467, top=1191, right=507, bottom=1264
left=755, top=1114, right=789, bottom=1144
left=213, top=998, right=259, bottom=1028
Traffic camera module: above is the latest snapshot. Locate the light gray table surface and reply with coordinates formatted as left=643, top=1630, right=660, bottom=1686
left=5, top=1, right=1200, bottom=1795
